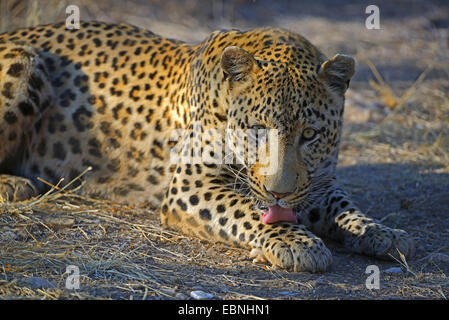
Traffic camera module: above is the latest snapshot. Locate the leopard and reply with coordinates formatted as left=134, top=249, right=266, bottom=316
left=0, top=21, right=414, bottom=272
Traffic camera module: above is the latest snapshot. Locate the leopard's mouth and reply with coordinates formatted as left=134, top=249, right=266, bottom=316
left=254, top=203, right=268, bottom=212
left=252, top=190, right=306, bottom=211
left=252, top=202, right=298, bottom=224
left=247, top=182, right=309, bottom=216
left=252, top=200, right=294, bottom=215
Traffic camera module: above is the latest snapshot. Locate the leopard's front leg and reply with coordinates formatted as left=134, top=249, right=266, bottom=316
left=161, top=164, right=332, bottom=272
left=300, top=184, right=415, bottom=260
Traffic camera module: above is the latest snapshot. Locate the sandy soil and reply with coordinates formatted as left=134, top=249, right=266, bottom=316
left=0, top=0, right=448, bottom=299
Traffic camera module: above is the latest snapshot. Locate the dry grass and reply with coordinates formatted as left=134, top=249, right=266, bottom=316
left=0, top=0, right=449, bottom=300
left=0, top=172, right=191, bottom=299
left=366, top=59, right=432, bottom=110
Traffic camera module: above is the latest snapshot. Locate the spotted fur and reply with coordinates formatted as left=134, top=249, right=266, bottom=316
left=0, top=22, right=414, bottom=272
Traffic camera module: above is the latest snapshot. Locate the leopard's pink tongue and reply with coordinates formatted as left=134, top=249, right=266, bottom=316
left=262, top=205, right=297, bottom=224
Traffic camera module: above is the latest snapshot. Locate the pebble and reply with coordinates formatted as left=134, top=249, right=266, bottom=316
left=190, top=290, right=214, bottom=300
left=384, top=267, right=402, bottom=273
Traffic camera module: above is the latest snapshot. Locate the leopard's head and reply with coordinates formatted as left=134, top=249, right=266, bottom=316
left=220, top=44, right=355, bottom=209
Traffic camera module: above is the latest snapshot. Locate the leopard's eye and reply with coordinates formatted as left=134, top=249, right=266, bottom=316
left=302, top=128, right=318, bottom=141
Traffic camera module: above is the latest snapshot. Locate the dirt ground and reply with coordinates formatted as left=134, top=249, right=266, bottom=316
left=0, top=0, right=448, bottom=300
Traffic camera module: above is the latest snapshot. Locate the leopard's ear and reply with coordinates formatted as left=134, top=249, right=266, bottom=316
left=221, top=46, right=256, bottom=83
left=318, top=54, right=355, bottom=94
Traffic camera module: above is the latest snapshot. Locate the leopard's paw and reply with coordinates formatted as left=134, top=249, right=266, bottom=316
left=252, top=224, right=332, bottom=273
left=351, top=224, right=415, bottom=260
left=0, top=175, right=37, bottom=202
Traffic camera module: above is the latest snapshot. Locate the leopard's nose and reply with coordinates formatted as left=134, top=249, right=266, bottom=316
left=270, top=190, right=292, bottom=199
left=264, top=185, right=293, bottom=199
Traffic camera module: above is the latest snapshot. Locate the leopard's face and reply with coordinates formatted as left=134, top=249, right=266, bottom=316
left=221, top=46, right=354, bottom=209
